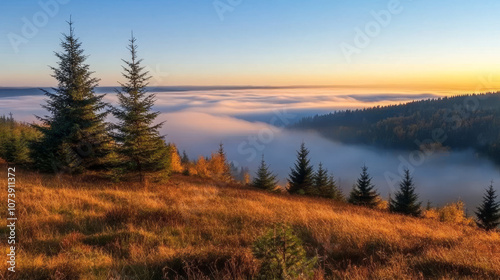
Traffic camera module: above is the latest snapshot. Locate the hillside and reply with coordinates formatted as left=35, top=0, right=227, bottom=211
left=2, top=165, right=499, bottom=279
left=293, top=92, right=500, bottom=163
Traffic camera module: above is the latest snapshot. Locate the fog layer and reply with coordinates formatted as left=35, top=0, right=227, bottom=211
left=1, top=87, right=498, bottom=208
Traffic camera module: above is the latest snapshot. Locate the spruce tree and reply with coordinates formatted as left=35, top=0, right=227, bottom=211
left=348, top=165, right=378, bottom=207
left=426, top=200, right=432, bottom=211
left=475, top=184, right=500, bottom=231
left=253, top=155, right=278, bottom=192
left=5, top=133, right=31, bottom=165
left=288, top=142, right=314, bottom=195
left=329, top=174, right=344, bottom=201
left=252, top=224, right=317, bottom=279
left=112, top=34, right=169, bottom=183
left=181, top=150, right=189, bottom=164
left=389, top=169, right=422, bottom=216
left=217, top=143, right=232, bottom=181
left=314, top=163, right=343, bottom=200
left=32, top=19, right=111, bottom=173
left=312, top=163, right=328, bottom=197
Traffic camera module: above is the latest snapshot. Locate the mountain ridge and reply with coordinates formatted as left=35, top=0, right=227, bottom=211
left=293, top=92, right=500, bottom=163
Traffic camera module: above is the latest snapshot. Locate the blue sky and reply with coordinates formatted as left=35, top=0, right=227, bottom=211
left=1, top=0, right=500, bottom=90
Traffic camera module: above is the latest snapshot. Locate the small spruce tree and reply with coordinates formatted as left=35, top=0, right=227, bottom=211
left=5, top=133, right=31, bottom=165
left=389, top=169, right=422, bottom=216
left=312, top=163, right=328, bottom=197
left=217, top=143, right=232, bottom=181
left=0, top=115, right=38, bottom=165
left=328, top=174, right=344, bottom=201
left=288, top=142, right=314, bottom=195
left=475, top=184, right=500, bottom=231
left=314, top=163, right=343, bottom=200
left=112, top=34, right=169, bottom=183
left=253, top=155, right=278, bottom=192
left=252, top=224, right=317, bottom=279
left=349, top=165, right=379, bottom=208
left=426, top=200, right=432, bottom=211
left=181, top=150, right=189, bottom=164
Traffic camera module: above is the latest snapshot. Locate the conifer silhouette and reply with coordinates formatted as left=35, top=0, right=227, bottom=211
left=475, top=184, right=500, bottom=230
left=389, top=169, right=422, bottom=216
left=253, top=155, right=278, bottom=191
left=112, top=34, right=169, bottom=183
left=288, top=142, right=314, bottom=195
left=349, top=165, right=378, bottom=207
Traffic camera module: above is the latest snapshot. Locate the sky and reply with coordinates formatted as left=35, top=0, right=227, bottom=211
left=1, top=0, right=500, bottom=92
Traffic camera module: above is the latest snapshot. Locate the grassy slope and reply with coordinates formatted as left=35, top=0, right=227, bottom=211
left=1, top=166, right=500, bottom=279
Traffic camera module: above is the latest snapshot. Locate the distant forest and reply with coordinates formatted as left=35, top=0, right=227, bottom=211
left=293, top=92, right=500, bottom=163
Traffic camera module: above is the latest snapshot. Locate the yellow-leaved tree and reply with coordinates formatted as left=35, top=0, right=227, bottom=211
left=168, top=143, right=183, bottom=173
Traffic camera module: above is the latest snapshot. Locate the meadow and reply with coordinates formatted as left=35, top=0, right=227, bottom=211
left=1, top=162, right=499, bottom=279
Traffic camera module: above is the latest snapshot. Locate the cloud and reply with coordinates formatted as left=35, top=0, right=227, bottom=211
left=161, top=111, right=266, bottom=137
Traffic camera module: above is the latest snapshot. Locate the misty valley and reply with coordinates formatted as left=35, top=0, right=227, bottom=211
left=2, top=87, right=500, bottom=210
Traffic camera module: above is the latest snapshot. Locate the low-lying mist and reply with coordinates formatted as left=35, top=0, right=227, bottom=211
left=1, top=87, right=498, bottom=209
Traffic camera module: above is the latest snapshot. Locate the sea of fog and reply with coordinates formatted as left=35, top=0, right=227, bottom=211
left=1, top=87, right=499, bottom=209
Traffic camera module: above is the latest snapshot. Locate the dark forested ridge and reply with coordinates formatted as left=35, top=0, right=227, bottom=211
left=293, top=92, right=500, bottom=163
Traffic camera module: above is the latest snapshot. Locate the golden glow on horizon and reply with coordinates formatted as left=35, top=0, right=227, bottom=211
left=2, top=64, right=500, bottom=95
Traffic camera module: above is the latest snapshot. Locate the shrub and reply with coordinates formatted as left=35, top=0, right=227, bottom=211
left=374, top=197, right=389, bottom=211
left=252, top=224, right=317, bottom=279
left=195, top=156, right=209, bottom=177
left=423, top=201, right=475, bottom=226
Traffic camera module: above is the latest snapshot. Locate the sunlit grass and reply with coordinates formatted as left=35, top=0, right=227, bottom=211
left=1, top=167, right=499, bottom=279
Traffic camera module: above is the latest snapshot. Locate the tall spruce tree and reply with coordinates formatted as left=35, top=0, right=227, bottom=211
left=112, top=34, right=169, bottom=183
left=348, top=165, right=378, bottom=207
left=253, top=155, right=278, bottom=191
left=32, top=19, right=111, bottom=173
left=288, top=142, right=314, bottom=195
left=475, top=184, right=500, bottom=230
left=389, top=169, right=422, bottom=216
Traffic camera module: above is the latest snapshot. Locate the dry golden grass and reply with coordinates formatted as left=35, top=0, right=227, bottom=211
left=1, top=166, right=499, bottom=279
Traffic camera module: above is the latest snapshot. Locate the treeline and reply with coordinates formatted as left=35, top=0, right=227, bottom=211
left=253, top=142, right=500, bottom=231
left=293, top=93, right=500, bottom=163
left=0, top=114, right=39, bottom=165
